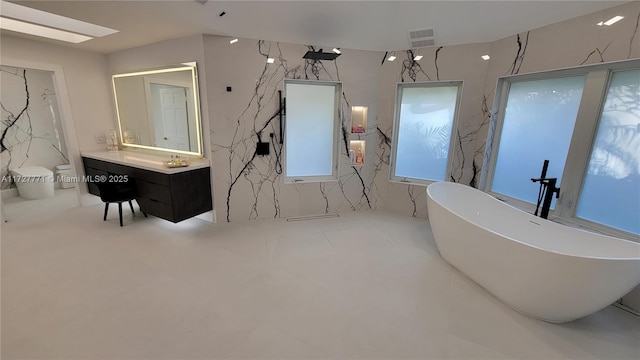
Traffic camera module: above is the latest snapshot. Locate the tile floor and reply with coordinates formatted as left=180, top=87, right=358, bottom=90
left=2, top=187, right=79, bottom=224
left=1, top=204, right=639, bottom=359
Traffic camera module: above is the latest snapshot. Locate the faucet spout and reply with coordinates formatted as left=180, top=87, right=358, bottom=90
left=531, top=160, right=560, bottom=219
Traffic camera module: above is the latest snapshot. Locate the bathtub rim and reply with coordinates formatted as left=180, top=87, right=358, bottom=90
left=426, top=181, right=640, bottom=261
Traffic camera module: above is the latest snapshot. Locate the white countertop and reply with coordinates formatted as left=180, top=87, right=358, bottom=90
left=81, top=150, right=210, bottom=174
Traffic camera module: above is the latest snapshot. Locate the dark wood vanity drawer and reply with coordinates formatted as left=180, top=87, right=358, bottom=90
left=168, top=167, right=213, bottom=222
left=137, top=197, right=174, bottom=222
left=134, top=168, right=170, bottom=186
left=83, top=157, right=108, bottom=171
left=106, top=163, right=135, bottom=176
left=82, top=158, right=108, bottom=196
left=137, top=181, right=172, bottom=204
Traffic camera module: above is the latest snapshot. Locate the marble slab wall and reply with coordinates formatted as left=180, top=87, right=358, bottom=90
left=378, top=1, right=639, bottom=219
left=375, top=43, right=492, bottom=218
left=0, top=66, right=69, bottom=190
left=201, top=2, right=638, bottom=222
left=480, top=3, right=640, bottom=185
left=204, top=38, right=381, bottom=221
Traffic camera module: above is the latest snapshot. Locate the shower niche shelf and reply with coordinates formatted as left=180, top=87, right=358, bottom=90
left=349, top=140, right=366, bottom=166
left=350, top=106, right=368, bottom=134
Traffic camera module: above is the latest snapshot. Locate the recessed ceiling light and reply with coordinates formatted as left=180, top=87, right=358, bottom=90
left=0, top=17, right=93, bottom=43
left=604, top=15, right=624, bottom=26
left=413, top=55, right=423, bottom=61
left=332, top=48, right=341, bottom=54
left=229, top=38, right=239, bottom=44
left=597, top=15, right=624, bottom=26
left=267, top=58, right=275, bottom=64
left=0, top=0, right=118, bottom=38
left=481, top=55, right=490, bottom=60
left=387, top=55, right=397, bottom=61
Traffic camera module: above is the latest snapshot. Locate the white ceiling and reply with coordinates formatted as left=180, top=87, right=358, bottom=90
left=1, top=0, right=630, bottom=54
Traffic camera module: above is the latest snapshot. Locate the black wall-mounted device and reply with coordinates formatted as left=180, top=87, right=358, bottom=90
left=302, top=50, right=340, bottom=61
left=256, top=141, right=270, bottom=156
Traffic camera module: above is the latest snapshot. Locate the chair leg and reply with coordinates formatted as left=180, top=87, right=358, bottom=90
left=136, top=199, right=148, bottom=218
left=118, top=202, right=123, bottom=227
left=128, top=200, right=135, bottom=215
left=103, top=203, right=109, bottom=221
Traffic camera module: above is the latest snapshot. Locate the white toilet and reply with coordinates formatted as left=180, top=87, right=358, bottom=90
left=55, top=164, right=75, bottom=189
left=10, top=166, right=55, bottom=200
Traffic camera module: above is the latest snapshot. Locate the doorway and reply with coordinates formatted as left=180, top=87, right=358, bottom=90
left=0, top=65, right=79, bottom=223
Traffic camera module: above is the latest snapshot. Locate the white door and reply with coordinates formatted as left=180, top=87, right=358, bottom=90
left=155, top=86, right=190, bottom=151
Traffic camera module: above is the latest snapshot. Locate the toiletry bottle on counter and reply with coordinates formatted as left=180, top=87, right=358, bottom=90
left=106, top=130, right=118, bottom=152
left=356, top=148, right=363, bottom=165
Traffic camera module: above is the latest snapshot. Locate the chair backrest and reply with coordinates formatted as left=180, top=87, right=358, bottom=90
left=96, top=178, right=138, bottom=203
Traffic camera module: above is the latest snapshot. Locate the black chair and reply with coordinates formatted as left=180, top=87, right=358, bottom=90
left=96, top=179, right=146, bottom=226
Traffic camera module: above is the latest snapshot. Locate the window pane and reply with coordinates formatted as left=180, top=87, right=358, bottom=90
left=491, top=76, right=585, bottom=205
left=577, top=70, right=640, bottom=235
left=285, top=82, right=338, bottom=179
left=393, top=85, right=458, bottom=182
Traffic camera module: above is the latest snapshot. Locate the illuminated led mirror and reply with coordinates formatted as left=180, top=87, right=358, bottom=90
left=112, top=62, right=203, bottom=156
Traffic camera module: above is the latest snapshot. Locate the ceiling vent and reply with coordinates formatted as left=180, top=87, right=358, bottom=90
left=408, top=28, right=436, bottom=49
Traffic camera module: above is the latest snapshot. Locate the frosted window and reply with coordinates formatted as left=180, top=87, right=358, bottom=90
left=285, top=81, right=339, bottom=181
left=391, top=84, right=460, bottom=183
left=491, top=76, right=585, bottom=205
left=577, top=70, right=640, bottom=235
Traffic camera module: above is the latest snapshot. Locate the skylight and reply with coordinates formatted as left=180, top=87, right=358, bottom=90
left=0, top=0, right=118, bottom=43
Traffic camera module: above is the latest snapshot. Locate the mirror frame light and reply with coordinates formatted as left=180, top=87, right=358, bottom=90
left=112, top=62, right=204, bottom=157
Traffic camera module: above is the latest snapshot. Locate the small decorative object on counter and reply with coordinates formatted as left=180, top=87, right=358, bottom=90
left=163, top=155, right=191, bottom=168
left=106, top=130, right=118, bottom=152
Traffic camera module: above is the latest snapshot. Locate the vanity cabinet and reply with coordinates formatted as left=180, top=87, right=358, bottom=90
left=82, top=157, right=212, bottom=223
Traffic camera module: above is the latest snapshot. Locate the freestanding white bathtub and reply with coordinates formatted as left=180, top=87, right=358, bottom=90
left=426, top=181, right=640, bottom=323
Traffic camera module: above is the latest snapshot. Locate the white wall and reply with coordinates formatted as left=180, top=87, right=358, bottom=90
left=107, top=35, right=210, bottom=155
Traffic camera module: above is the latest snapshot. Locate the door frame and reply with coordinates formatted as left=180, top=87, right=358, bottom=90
left=0, top=58, right=83, bottom=208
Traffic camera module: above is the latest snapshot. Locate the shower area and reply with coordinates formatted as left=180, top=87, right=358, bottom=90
left=0, top=65, right=78, bottom=222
